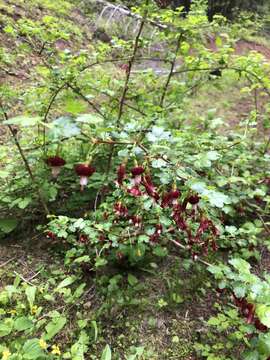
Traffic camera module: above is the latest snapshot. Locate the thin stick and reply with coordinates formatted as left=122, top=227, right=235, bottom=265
left=27, top=270, right=42, bottom=281
left=13, top=271, right=34, bottom=286
left=0, top=257, right=16, bottom=268
left=169, top=238, right=212, bottom=267
left=80, top=56, right=171, bottom=73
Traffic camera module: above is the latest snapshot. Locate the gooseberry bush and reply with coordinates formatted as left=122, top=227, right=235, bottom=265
left=0, top=0, right=270, bottom=358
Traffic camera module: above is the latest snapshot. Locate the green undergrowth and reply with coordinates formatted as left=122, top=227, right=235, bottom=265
left=0, top=242, right=210, bottom=359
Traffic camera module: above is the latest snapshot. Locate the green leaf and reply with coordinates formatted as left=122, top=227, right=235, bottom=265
left=243, top=350, right=259, bottom=360
left=74, top=255, right=90, bottom=264
left=229, top=258, right=251, bottom=273
left=151, top=159, right=167, bottom=168
left=257, top=333, right=270, bottom=355
left=0, top=319, right=13, bottom=337
left=64, top=99, right=87, bottom=114
left=18, top=197, right=32, bottom=209
left=215, top=36, right=223, bottom=47
left=101, top=344, right=112, bottom=360
left=126, top=346, right=144, bottom=360
left=22, top=338, right=45, bottom=359
left=233, top=285, right=246, bottom=298
left=147, top=126, right=171, bottom=143
left=91, top=321, right=98, bottom=342
left=14, top=317, right=33, bottom=331
left=25, top=286, right=37, bottom=308
left=128, top=274, right=138, bottom=286
left=76, top=114, right=103, bottom=125
left=0, top=218, right=18, bottom=233
left=0, top=170, right=9, bottom=178
left=73, top=283, right=86, bottom=299
left=44, top=316, right=67, bottom=340
left=56, top=276, right=76, bottom=290
left=153, top=246, right=168, bottom=257
left=43, top=294, right=55, bottom=301
left=206, top=151, right=220, bottom=161
left=3, top=116, right=41, bottom=127
left=204, top=190, right=230, bottom=208
left=49, top=116, right=81, bottom=139
left=188, top=181, right=230, bottom=208
left=256, top=305, right=270, bottom=328
left=0, top=291, right=9, bottom=305
left=70, top=331, right=89, bottom=360
left=95, top=257, right=107, bottom=268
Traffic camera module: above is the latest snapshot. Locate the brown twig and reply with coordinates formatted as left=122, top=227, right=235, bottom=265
left=0, top=101, right=49, bottom=215
left=13, top=271, right=34, bottom=286
left=117, top=11, right=148, bottom=125
left=172, top=66, right=270, bottom=98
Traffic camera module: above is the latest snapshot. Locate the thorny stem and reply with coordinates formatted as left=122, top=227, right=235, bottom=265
left=67, top=83, right=108, bottom=120
left=106, top=0, right=149, bottom=175
left=159, top=32, right=183, bottom=107
left=0, top=102, right=49, bottom=215
left=117, top=6, right=148, bottom=125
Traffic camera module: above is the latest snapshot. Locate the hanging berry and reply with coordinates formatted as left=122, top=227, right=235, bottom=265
left=46, top=156, right=66, bottom=178
left=187, top=194, right=200, bottom=205
left=75, top=164, right=95, bottom=191
left=131, top=165, right=145, bottom=185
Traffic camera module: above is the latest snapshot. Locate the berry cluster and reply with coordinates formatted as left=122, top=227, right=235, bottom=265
left=46, top=161, right=220, bottom=262
left=114, top=163, right=219, bottom=257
